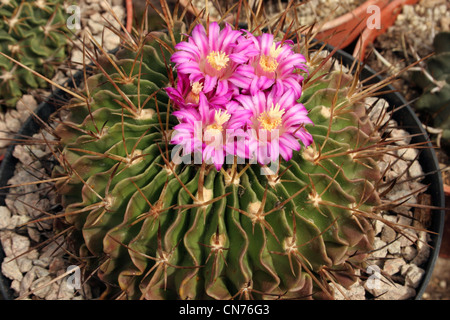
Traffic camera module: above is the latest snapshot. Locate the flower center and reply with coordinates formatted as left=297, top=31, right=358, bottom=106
left=258, top=103, right=285, bottom=131
left=186, top=81, right=203, bottom=104
left=259, top=55, right=278, bottom=73
left=206, top=51, right=229, bottom=71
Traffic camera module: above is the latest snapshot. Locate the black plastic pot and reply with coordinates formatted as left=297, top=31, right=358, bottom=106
left=0, top=47, right=444, bottom=300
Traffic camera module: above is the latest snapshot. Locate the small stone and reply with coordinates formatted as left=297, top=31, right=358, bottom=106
left=20, top=268, right=37, bottom=296
left=397, top=213, right=413, bottom=227
left=103, top=28, right=121, bottom=51
left=0, top=206, right=11, bottom=229
left=390, top=129, right=411, bottom=146
left=112, top=5, right=125, bottom=21
left=370, top=238, right=388, bottom=259
left=2, top=259, right=23, bottom=281
left=387, top=240, right=402, bottom=255
left=33, top=265, right=51, bottom=278
left=404, top=265, right=425, bottom=288
left=18, top=257, right=33, bottom=273
left=391, top=159, right=409, bottom=176
left=16, top=93, right=38, bottom=113
left=49, top=257, right=65, bottom=274
left=364, top=280, right=416, bottom=300
left=30, top=275, right=53, bottom=299
left=408, top=161, right=424, bottom=178
left=87, top=13, right=103, bottom=34
left=331, top=281, right=366, bottom=300
left=374, top=220, right=384, bottom=235
left=412, top=232, right=431, bottom=266
left=0, top=232, right=30, bottom=257
left=27, top=226, right=41, bottom=243
left=71, top=49, right=88, bottom=66
left=412, top=244, right=430, bottom=266
left=33, top=257, right=51, bottom=268
left=40, top=240, right=67, bottom=259
left=384, top=258, right=406, bottom=275
left=366, top=97, right=390, bottom=126
left=11, top=279, right=21, bottom=294
left=45, top=283, right=60, bottom=300
left=381, top=225, right=397, bottom=243
left=402, top=246, right=418, bottom=261
left=399, top=148, right=418, bottom=161
left=57, top=280, right=76, bottom=300
left=399, top=229, right=417, bottom=247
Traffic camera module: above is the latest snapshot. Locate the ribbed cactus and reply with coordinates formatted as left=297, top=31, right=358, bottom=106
left=0, top=0, right=69, bottom=107
left=51, top=20, right=385, bottom=300
left=412, top=32, right=450, bottom=152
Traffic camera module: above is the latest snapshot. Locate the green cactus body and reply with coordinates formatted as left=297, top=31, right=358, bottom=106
left=53, top=27, right=382, bottom=300
left=0, top=0, right=69, bottom=107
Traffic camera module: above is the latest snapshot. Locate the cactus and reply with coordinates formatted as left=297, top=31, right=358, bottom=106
left=43, top=11, right=396, bottom=299
left=0, top=0, right=69, bottom=107
left=412, top=31, right=450, bottom=153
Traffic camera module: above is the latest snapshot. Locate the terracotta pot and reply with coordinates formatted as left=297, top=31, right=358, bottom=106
left=311, top=0, right=419, bottom=60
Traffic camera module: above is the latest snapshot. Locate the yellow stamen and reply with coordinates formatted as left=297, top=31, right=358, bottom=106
left=206, top=51, right=229, bottom=71
left=206, top=109, right=230, bottom=133
left=270, top=42, right=283, bottom=58
left=259, top=55, right=278, bottom=73
left=186, top=81, right=203, bottom=104
left=191, top=81, right=203, bottom=95
left=258, top=103, right=285, bottom=131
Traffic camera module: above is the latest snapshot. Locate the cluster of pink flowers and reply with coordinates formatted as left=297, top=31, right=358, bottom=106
left=166, top=22, right=313, bottom=171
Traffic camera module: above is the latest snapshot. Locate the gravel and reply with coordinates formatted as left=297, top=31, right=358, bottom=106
left=0, top=0, right=126, bottom=300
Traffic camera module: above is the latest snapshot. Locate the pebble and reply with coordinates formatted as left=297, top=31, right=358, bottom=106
left=391, top=129, right=412, bottom=146
left=0, top=95, right=38, bottom=148
left=331, top=281, right=366, bottom=300
left=384, top=258, right=407, bottom=276
left=2, top=259, right=23, bottom=282
left=365, top=280, right=416, bottom=300
left=0, top=206, right=11, bottom=230
left=402, top=246, right=418, bottom=261
left=404, top=265, right=426, bottom=288
left=30, top=275, right=53, bottom=299
left=371, top=238, right=388, bottom=259
left=365, top=97, right=390, bottom=127
left=387, top=239, right=402, bottom=255
left=381, top=224, right=396, bottom=243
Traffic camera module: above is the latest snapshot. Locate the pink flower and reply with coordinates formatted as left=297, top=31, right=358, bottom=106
left=171, top=22, right=258, bottom=96
left=247, top=33, right=308, bottom=99
left=171, top=93, right=251, bottom=170
left=236, top=88, right=313, bottom=165
left=165, top=74, right=231, bottom=109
